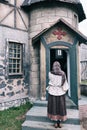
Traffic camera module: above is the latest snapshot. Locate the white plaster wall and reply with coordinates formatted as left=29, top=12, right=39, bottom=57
left=0, top=2, right=28, bottom=30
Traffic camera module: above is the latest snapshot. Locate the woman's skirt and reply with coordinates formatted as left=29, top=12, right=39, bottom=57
left=47, top=94, right=67, bottom=121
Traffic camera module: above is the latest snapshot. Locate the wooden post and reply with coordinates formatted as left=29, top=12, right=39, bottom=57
left=40, top=43, right=46, bottom=100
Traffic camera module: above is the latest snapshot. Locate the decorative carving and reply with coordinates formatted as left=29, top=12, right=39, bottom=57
left=53, top=28, right=66, bottom=40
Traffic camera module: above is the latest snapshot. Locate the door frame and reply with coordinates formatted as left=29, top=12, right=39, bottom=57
left=46, top=47, right=71, bottom=98
left=45, top=41, right=78, bottom=107
left=40, top=37, right=78, bottom=108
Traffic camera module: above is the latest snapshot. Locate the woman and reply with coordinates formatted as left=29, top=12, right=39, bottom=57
left=47, top=61, right=68, bottom=128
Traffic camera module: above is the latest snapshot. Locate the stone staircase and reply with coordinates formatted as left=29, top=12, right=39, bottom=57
left=22, top=97, right=81, bottom=130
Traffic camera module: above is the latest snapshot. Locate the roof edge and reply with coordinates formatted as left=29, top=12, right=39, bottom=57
left=32, top=18, right=87, bottom=44
left=21, top=1, right=86, bottom=22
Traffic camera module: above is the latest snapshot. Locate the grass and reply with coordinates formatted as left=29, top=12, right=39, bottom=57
left=81, top=80, right=87, bottom=85
left=0, top=102, right=33, bottom=130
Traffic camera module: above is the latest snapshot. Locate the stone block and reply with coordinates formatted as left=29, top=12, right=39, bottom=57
left=30, top=64, right=39, bottom=71
left=7, top=91, right=14, bottom=97
left=30, top=10, right=42, bottom=20
left=30, top=71, right=39, bottom=78
left=7, top=85, right=13, bottom=90
left=29, top=31, right=41, bottom=38
left=36, top=17, right=48, bottom=24
left=48, top=16, right=59, bottom=23
left=30, top=77, right=40, bottom=85
left=41, top=8, right=56, bottom=17
left=7, top=79, right=13, bottom=84
left=16, top=90, right=21, bottom=94
left=30, top=24, right=42, bottom=33
left=0, top=92, right=5, bottom=96
left=67, top=10, right=73, bottom=19
left=0, top=69, right=3, bottom=76
left=55, top=8, right=68, bottom=17
left=64, top=17, right=72, bottom=25
left=0, top=81, right=6, bottom=89
left=17, top=80, right=21, bottom=85
left=41, top=23, right=51, bottom=30
left=30, top=19, right=36, bottom=26
left=30, top=84, right=40, bottom=98
left=32, top=57, right=40, bottom=64
left=30, top=48, right=39, bottom=57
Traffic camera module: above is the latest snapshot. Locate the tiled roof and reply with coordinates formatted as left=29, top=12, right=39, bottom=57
left=21, top=0, right=86, bottom=22
left=22, top=0, right=80, bottom=6
left=0, top=0, right=8, bottom=3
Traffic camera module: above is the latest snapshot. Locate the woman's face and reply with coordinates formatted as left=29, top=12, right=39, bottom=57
left=53, top=62, right=61, bottom=71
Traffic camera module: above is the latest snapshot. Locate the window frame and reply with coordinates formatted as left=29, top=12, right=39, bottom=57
left=5, top=39, right=25, bottom=78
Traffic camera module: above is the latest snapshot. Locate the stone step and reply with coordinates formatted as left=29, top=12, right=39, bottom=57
left=34, top=97, right=77, bottom=109
left=22, top=99, right=81, bottom=130
left=26, top=106, right=80, bottom=120
left=22, top=120, right=81, bottom=130
left=26, top=115, right=80, bottom=125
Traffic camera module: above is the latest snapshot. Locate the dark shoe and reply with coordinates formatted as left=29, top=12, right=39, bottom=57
left=58, top=123, right=62, bottom=128
left=57, top=121, right=62, bottom=128
left=54, top=123, right=58, bottom=128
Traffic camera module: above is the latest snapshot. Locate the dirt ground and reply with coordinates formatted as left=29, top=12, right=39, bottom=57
left=80, top=118, right=87, bottom=130
left=79, top=105, right=87, bottom=130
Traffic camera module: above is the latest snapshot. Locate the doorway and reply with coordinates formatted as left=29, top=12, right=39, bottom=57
left=50, top=48, right=77, bottom=107
left=50, top=49, right=67, bottom=77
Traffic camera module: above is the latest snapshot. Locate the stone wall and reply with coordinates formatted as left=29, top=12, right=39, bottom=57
left=29, top=6, right=78, bottom=38
left=0, top=96, right=29, bottom=111
left=80, top=44, right=87, bottom=80
left=29, top=5, right=79, bottom=99
left=29, top=40, right=40, bottom=99
left=0, top=26, right=29, bottom=110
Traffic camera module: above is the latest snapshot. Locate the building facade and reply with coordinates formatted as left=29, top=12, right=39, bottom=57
left=80, top=44, right=87, bottom=80
left=0, top=0, right=87, bottom=110
left=0, top=0, right=29, bottom=110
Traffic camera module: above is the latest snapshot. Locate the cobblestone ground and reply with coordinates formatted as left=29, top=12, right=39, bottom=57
left=79, top=105, right=87, bottom=130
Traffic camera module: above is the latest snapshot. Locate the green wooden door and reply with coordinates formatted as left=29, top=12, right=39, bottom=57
left=69, top=44, right=78, bottom=107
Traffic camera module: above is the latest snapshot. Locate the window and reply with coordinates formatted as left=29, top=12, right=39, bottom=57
left=56, top=49, right=63, bottom=58
left=57, top=50, right=62, bottom=56
left=73, top=14, right=78, bottom=28
left=8, top=42, right=23, bottom=75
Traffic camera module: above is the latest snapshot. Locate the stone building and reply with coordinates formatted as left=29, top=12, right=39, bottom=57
left=0, top=0, right=29, bottom=110
left=80, top=44, right=87, bottom=80
left=0, top=0, right=87, bottom=110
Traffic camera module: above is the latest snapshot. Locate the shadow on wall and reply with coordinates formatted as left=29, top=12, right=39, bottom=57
left=80, top=84, right=87, bottom=96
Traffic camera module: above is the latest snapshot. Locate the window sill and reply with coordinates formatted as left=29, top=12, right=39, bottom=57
left=8, top=73, right=23, bottom=78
